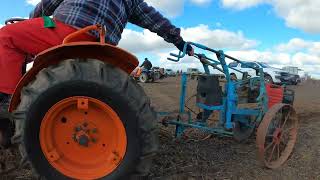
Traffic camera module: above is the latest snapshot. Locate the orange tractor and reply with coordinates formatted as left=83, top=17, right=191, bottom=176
left=0, top=20, right=158, bottom=179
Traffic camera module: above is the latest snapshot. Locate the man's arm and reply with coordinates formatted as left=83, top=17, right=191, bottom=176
left=140, top=61, right=146, bottom=67
left=29, top=0, right=64, bottom=18
left=129, top=1, right=184, bottom=47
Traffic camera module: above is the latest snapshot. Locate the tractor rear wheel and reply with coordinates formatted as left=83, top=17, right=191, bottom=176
left=11, top=59, right=158, bottom=179
left=0, top=115, right=13, bottom=148
left=139, top=72, right=149, bottom=83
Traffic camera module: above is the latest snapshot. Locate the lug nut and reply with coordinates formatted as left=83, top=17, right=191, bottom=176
left=78, top=135, right=89, bottom=147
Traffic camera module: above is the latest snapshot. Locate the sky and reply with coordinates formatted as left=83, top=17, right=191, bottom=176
left=0, top=0, right=320, bottom=78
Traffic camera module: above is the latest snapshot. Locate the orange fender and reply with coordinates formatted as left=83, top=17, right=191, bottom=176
left=9, top=42, right=139, bottom=112
left=131, top=67, right=143, bottom=77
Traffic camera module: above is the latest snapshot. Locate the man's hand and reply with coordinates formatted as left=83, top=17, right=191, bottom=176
left=176, top=41, right=194, bottom=56
left=188, top=46, right=194, bottom=56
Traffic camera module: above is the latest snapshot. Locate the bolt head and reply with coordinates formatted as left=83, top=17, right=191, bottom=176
left=78, top=135, right=89, bottom=147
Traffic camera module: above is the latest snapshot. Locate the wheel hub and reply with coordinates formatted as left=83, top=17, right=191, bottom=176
left=39, top=96, right=127, bottom=179
left=272, top=128, right=282, bottom=144
left=72, top=122, right=99, bottom=147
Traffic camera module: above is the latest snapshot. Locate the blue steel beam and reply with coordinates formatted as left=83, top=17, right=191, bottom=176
left=167, top=120, right=233, bottom=137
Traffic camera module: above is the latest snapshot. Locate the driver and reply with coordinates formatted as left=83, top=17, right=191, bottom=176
left=0, top=0, right=193, bottom=110
left=140, top=58, right=153, bottom=71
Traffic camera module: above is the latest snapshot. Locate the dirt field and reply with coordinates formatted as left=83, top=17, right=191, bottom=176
left=143, top=77, right=320, bottom=180
left=2, top=77, right=320, bottom=180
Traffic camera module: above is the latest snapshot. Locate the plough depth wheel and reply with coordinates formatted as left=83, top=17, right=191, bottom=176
left=256, top=103, right=299, bottom=169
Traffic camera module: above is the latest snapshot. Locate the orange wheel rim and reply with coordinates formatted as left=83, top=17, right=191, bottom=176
left=40, top=96, right=127, bottom=179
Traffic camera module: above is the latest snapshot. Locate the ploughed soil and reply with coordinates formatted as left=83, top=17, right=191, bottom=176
left=144, top=77, right=320, bottom=180
left=2, top=77, right=320, bottom=180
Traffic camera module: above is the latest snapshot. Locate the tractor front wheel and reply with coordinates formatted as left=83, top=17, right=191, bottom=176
left=139, top=72, right=149, bottom=83
left=12, top=59, right=158, bottom=179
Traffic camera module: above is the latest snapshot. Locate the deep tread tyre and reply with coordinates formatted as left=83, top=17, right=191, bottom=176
left=139, top=73, right=148, bottom=83
left=11, top=59, right=158, bottom=179
left=0, top=101, right=14, bottom=148
left=0, top=117, right=14, bottom=148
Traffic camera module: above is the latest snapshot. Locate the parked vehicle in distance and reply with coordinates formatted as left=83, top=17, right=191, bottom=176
left=298, top=69, right=307, bottom=82
left=159, top=68, right=166, bottom=78
left=165, top=69, right=176, bottom=77
left=282, top=66, right=303, bottom=84
left=282, top=66, right=307, bottom=82
left=282, top=66, right=312, bottom=84
left=152, top=66, right=160, bottom=72
left=187, top=68, right=201, bottom=75
left=228, top=61, right=290, bottom=84
left=152, top=67, right=166, bottom=79
left=131, top=67, right=160, bottom=83
left=187, top=68, right=201, bottom=79
left=282, top=66, right=299, bottom=75
left=279, top=72, right=300, bottom=85
left=293, top=74, right=301, bottom=84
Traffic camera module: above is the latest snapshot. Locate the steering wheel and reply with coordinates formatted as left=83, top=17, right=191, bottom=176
left=5, top=18, right=28, bottom=25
